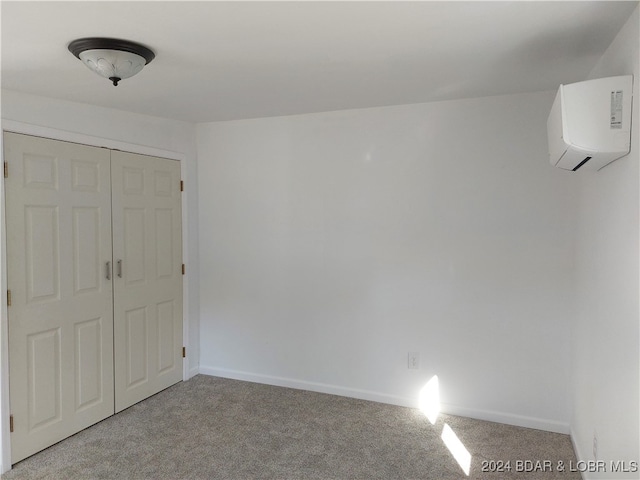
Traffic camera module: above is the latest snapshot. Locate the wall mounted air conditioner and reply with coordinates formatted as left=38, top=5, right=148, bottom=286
left=547, top=75, right=633, bottom=171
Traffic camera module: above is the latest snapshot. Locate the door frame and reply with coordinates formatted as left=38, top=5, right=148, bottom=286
left=0, top=120, right=193, bottom=472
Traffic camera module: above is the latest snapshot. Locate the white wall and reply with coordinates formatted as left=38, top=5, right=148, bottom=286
left=571, top=6, right=640, bottom=478
left=0, top=90, right=200, bottom=472
left=197, top=91, right=577, bottom=432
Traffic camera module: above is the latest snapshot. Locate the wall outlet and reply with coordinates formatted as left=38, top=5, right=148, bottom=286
left=408, top=352, right=420, bottom=370
left=593, top=431, right=598, bottom=460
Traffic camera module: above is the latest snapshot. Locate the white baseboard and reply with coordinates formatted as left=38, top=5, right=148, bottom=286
left=188, top=365, right=199, bottom=380
left=199, top=365, right=415, bottom=408
left=441, top=403, right=570, bottom=435
left=570, top=427, right=587, bottom=480
left=198, top=365, right=570, bottom=434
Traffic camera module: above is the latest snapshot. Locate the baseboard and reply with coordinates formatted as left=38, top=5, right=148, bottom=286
left=199, top=366, right=415, bottom=408
left=570, top=427, right=587, bottom=480
left=440, top=403, right=570, bottom=435
left=188, top=365, right=199, bottom=379
left=198, top=365, right=570, bottom=434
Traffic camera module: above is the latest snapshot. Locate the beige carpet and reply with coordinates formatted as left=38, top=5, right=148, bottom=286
left=2, top=375, right=580, bottom=479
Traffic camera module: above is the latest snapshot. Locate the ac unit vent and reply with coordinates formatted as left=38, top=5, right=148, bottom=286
left=572, top=156, right=592, bottom=172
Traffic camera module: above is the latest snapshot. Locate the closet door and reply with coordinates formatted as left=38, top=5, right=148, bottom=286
left=4, top=132, right=114, bottom=463
left=111, top=151, right=183, bottom=412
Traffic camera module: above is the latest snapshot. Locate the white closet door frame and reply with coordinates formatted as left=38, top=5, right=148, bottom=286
left=0, top=122, right=191, bottom=473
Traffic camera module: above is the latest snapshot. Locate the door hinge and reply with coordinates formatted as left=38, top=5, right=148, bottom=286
left=180, top=180, right=184, bottom=192
left=182, top=347, right=186, bottom=358
left=3, top=162, right=8, bottom=179
left=9, top=414, right=13, bottom=433
left=7, top=290, right=11, bottom=307
left=182, top=264, right=185, bottom=275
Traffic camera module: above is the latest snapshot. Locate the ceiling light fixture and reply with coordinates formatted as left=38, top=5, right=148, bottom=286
left=68, top=37, right=155, bottom=86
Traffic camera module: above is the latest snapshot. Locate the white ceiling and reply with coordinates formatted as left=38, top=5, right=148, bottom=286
left=2, top=1, right=638, bottom=123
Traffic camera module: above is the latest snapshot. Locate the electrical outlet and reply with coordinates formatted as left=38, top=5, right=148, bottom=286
left=408, top=352, right=420, bottom=370
left=593, top=431, right=598, bottom=460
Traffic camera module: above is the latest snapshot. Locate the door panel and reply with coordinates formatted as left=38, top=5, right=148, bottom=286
left=24, top=206, right=59, bottom=302
left=123, top=208, right=146, bottom=284
left=28, top=328, right=61, bottom=429
left=74, top=317, right=104, bottom=410
left=5, top=132, right=114, bottom=463
left=72, top=207, right=101, bottom=295
left=125, top=306, right=148, bottom=388
left=111, top=151, right=182, bottom=412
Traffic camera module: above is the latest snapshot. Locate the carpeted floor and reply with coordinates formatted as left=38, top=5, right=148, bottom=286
left=2, top=375, right=580, bottom=479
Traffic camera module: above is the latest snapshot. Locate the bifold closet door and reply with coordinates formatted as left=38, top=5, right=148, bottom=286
left=4, top=132, right=115, bottom=463
left=111, top=151, right=183, bottom=412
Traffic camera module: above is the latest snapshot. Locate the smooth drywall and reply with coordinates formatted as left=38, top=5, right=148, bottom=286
left=0, top=90, right=200, bottom=472
left=197, top=91, right=577, bottom=432
left=571, top=6, right=640, bottom=479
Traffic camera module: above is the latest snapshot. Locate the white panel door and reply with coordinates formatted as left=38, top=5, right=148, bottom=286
left=4, top=132, right=114, bottom=463
left=111, top=151, right=183, bottom=412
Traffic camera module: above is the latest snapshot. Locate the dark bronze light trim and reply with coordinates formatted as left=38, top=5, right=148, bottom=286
left=68, top=37, right=155, bottom=64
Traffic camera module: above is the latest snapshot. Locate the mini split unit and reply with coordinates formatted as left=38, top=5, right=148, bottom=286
left=547, top=75, right=633, bottom=171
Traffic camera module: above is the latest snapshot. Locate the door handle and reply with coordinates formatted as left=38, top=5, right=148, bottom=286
left=117, top=260, right=123, bottom=278
left=106, top=261, right=111, bottom=280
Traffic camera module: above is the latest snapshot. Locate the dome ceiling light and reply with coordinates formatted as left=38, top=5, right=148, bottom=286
left=68, top=37, right=155, bottom=86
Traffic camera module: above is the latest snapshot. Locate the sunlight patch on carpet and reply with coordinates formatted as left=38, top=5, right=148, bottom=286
left=442, top=423, right=471, bottom=475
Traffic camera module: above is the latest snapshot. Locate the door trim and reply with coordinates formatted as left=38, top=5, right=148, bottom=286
left=0, top=122, right=192, bottom=473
